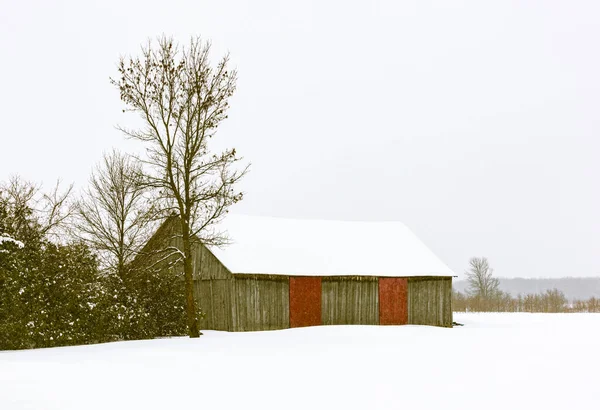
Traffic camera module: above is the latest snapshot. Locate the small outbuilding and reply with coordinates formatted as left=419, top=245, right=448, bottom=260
left=143, top=215, right=454, bottom=331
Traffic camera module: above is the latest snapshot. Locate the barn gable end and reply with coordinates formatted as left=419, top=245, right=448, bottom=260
left=193, top=243, right=232, bottom=280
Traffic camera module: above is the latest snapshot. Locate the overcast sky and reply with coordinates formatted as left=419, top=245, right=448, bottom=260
left=1, top=0, right=599, bottom=279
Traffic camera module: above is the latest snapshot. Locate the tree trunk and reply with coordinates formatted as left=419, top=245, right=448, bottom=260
left=182, top=224, right=200, bottom=338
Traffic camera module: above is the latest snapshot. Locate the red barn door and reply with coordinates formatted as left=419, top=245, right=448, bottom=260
left=379, top=278, right=408, bottom=325
left=289, top=277, right=322, bottom=328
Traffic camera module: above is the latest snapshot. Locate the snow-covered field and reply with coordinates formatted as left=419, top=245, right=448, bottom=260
left=1, top=313, right=599, bottom=410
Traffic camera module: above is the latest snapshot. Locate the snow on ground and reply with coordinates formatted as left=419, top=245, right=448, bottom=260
left=1, top=313, right=599, bottom=410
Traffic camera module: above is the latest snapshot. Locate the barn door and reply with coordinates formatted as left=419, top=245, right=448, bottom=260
left=289, top=277, right=322, bottom=328
left=379, top=278, right=408, bottom=325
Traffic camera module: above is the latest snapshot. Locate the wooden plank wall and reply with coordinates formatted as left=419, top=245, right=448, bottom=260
left=194, top=275, right=453, bottom=332
left=193, top=244, right=232, bottom=280
left=231, top=275, right=290, bottom=331
left=321, top=277, right=379, bottom=325
left=407, top=277, right=452, bottom=327
left=194, top=279, right=233, bottom=331
left=130, top=216, right=182, bottom=273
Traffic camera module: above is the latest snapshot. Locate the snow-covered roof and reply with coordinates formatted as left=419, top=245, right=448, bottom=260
left=209, top=215, right=454, bottom=277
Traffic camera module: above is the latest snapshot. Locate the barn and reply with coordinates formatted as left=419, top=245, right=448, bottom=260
left=143, top=215, right=454, bottom=331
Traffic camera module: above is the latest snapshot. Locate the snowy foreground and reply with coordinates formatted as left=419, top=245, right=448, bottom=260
left=1, top=313, right=599, bottom=410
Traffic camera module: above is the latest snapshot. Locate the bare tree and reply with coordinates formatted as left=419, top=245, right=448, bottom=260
left=76, top=150, right=152, bottom=277
left=112, top=37, right=248, bottom=337
left=1, top=176, right=73, bottom=241
left=542, top=288, right=567, bottom=313
left=587, top=297, right=600, bottom=313
left=465, top=257, right=500, bottom=301
left=40, top=180, right=74, bottom=241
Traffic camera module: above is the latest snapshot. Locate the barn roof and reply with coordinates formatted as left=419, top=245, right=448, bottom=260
left=209, top=214, right=454, bottom=277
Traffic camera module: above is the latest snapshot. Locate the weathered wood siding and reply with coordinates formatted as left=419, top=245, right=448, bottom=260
left=192, top=243, right=233, bottom=331
left=193, top=243, right=232, bottom=280
left=130, top=216, right=182, bottom=272
left=194, top=274, right=453, bottom=331
left=231, top=275, right=289, bottom=331
left=322, top=277, right=379, bottom=325
left=132, top=216, right=231, bottom=279
left=407, top=277, right=452, bottom=327
left=194, top=279, right=233, bottom=331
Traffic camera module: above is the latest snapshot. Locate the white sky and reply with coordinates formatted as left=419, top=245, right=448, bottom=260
left=1, top=0, right=599, bottom=279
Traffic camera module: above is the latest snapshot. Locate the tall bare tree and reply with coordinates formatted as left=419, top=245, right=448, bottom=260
left=112, top=37, right=248, bottom=337
left=76, top=150, right=152, bottom=277
left=465, top=257, right=500, bottom=300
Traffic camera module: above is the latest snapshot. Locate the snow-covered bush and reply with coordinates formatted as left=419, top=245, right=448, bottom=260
left=1, top=182, right=106, bottom=349
left=0, top=233, right=24, bottom=253
left=1, top=178, right=190, bottom=349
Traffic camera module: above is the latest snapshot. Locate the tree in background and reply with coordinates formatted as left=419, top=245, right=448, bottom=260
left=1, top=176, right=73, bottom=241
left=112, top=37, right=248, bottom=337
left=587, top=297, right=600, bottom=312
left=465, top=257, right=500, bottom=310
left=75, top=151, right=189, bottom=340
left=541, top=288, right=568, bottom=313
left=76, top=150, right=152, bottom=277
left=452, top=287, right=570, bottom=313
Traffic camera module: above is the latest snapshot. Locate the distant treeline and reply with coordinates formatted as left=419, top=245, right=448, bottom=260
left=453, top=277, right=600, bottom=301
left=455, top=257, right=600, bottom=313
left=453, top=288, right=600, bottom=313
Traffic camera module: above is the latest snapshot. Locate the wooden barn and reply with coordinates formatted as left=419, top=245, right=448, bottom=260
left=143, top=215, right=454, bottom=331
